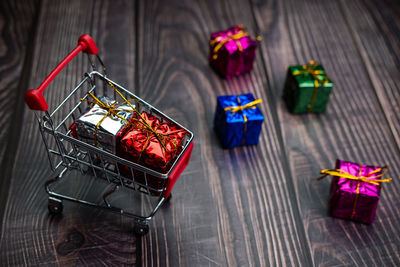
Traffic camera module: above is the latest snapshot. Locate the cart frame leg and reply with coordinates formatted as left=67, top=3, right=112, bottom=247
left=44, top=167, right=169, bottom=228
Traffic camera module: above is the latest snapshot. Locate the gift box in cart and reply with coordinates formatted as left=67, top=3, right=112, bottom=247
left=24, top=34, right=194, bottom=235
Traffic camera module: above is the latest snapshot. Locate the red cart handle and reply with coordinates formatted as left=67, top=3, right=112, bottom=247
left=25, top=34, right=99, bottom=111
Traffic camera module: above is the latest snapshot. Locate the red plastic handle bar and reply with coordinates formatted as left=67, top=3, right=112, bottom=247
left=25, top=34, right=99, bottom=111
left=164, top=142, right=194, bottom=199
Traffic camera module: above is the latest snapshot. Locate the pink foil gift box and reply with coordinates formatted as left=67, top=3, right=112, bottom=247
left=209, top=25, right=258, bottom=79
left=319, top=159, right=392, bottom=224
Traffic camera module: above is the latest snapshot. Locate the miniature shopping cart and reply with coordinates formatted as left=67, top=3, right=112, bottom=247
left=24, top=34, right=194, bottom=235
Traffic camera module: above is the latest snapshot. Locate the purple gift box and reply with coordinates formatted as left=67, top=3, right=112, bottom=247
left=328, top=159, right=390, bottom=224
left=209, top=25, right=258, bottom=79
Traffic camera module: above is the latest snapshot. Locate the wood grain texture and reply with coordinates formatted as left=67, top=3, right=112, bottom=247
left=136, top=0, right=311, bottom=266
left=339, top=0, right=400, bottom=149
left=1, top=0, right=400, bottom=266
left=0, top=0, right=139, bottom=265
left=252, top=0, right=400, bottom=265
left=0, top=0, right=38, bottom=230
left=0, top=0, right=37, bottom=163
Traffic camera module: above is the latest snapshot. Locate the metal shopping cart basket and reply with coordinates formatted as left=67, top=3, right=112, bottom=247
left=24, top=34, right=194, bottom=235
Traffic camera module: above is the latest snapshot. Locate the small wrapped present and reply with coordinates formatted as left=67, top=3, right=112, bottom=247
left=209, top=25, right=258, bottom=79
left=214, top=93, right=264, bottom=149
left=283, top=60, right=333, bottom=113
left=75, top=95, right=135, bottom=153
left=117, top=112, right=188, bottom=195
left=318, top=159, right=392, bottom=224
left=118, top=112, right=188, bottom=173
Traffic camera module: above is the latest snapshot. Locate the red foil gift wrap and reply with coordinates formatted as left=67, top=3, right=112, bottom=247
left=119, top=112, right=187, bottom=171
left=320, top=159, right=392, bottom=224
left=117, top=112, right=188, bottom=195
left=209, top=25, right=258, bottom=79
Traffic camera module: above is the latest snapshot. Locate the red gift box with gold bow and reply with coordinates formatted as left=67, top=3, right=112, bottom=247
left=117, top=112, right=188, bottom=195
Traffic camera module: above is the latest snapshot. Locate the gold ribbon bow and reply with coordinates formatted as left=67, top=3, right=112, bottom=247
left=318, top=166, right=392, bottom=185
left=292, top=60, right=331, bottom=112
left=224, top=99, right=263, bottom=114
left=128, top=114, right=179, bottom=157
left=81, top=89, right=136, bottom=147
left=224, top=97, right=262, bottom=145
left=318, top=165, right=392, bottom=220
left=210, top=25, right=248, bottom=60
left=82, top=81, right=172, bottom=152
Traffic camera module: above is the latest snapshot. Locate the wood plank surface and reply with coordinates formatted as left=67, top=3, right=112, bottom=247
left=0, top=0, right=38, bottom=231
left=0, top=0, right=139, bottom=265
left=340, top=0, right=400, bottom=148
left=136, top=0, right=311, bottom=266
left=252, top=0, right=400, bottom=266
left=0, top=0, right=37, bottom=163
left=0, top=0, right=399, bottom=266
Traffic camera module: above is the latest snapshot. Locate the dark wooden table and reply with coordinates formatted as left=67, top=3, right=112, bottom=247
left=1, top=0, right=399, bottom=266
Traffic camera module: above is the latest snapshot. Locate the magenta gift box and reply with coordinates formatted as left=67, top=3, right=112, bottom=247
left=329, top=159, right=385, bottom=224
left=209, top=25, right=258, bottom=79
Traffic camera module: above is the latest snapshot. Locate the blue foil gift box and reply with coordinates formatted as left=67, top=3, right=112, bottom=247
left=214, top=93, right=264, bottom=149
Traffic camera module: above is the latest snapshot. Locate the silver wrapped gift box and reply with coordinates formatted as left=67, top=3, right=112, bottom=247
left=75, top=96, right=135, bottom=153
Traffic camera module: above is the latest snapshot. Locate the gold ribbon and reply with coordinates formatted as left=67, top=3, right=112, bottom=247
left=292, top=60, right=330, bottom=112
left=317, top=166, right=392, bottom=185
left=81, top=89, right=136, bottom=147
left=82, top=81, right=173, bottom=152
left=224, top=98, right=262, bottom=145
left=224, top=99, right=262, bottom=113
left=210, top=25, right=248, bottom=60
left=318, top=165, right=392, bottom=220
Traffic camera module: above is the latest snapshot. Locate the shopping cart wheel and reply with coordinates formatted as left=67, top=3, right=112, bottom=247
left=48, top=197, right=63, bottom=214
left=134, top=223, right=149, bottom=236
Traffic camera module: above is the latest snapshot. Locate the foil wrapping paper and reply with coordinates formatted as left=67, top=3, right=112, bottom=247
left=117, top=112, right=188, bottom=195
left=209, top=25, right=258, bottom=79
left=329, top=159, right=382, bottom=224
left=283, top=63, right=333, bottom=113
left=118, top=112, right=188, bottom=173
left=75, top=96, right=134, bottom=153
left=214, top=93, right=264, bottom=149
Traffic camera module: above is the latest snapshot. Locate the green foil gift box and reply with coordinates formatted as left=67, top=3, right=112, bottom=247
left=283, top=61, right=333, bottom=114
